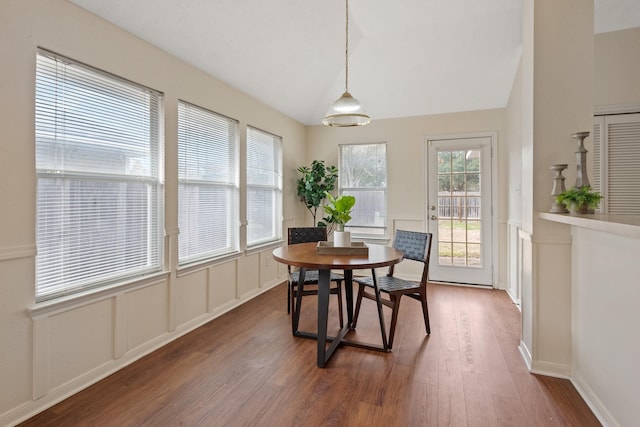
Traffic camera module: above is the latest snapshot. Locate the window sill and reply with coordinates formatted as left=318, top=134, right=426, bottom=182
left=177, top=251, right=243, bottom=276
left=28, top=270, right=170, bottom=318
left=245, top=240, right=284, bottom=255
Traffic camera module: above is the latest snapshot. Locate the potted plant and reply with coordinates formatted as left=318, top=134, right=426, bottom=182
left=555, top=186, right=603, bottom=214
left=296, top=160, right=339, bottom=226
left=321, top=193, right=356, bottom=247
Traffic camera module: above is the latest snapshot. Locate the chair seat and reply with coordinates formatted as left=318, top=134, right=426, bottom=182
left=354, top=275, right=419, bottom=293
left=291, top=270, right=343, bottom=284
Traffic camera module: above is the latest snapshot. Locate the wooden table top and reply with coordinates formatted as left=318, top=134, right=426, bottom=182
left=273, top=242, right=404, bottom=270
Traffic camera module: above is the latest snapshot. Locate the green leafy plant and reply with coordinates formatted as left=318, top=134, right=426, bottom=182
left=296, top=160, right=339, bottom=226
left=555, top=186, right=602, bottom=213
left=321, top=193, right=356, bottom=232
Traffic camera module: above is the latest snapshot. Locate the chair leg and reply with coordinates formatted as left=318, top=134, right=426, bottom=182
left=287, top=283, right=291, bottom=314
left=371, top=273, right=389, bottom=351
left=387, top=294, right=402, bottom=350
left=420, top=289, right=431, bottom=334
left=352, top=283, right=365, bottom=329
left=336, top=281, right=344, bottom=328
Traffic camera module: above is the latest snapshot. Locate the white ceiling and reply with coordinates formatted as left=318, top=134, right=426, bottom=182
left=70, top=0, right=640, bottom=126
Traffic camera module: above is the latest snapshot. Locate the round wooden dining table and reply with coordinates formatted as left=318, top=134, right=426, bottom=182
left=273, top=242, right=404, bottom=367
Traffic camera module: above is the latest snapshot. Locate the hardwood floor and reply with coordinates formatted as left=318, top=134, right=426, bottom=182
left=20, top=282, right=600, bottom=427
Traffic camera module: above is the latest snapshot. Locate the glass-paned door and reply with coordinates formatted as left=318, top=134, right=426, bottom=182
left=427, top=137, right=493, bottom=285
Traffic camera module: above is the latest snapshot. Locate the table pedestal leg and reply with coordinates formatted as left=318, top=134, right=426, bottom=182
left=293, top=267, right=390, bottom=367
left=343, top=270, right=354, bottom=325
left=316, top=269, right=330, bottom=367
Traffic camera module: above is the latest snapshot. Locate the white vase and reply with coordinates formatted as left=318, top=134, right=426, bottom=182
left=334, top=231, right=351, bottom=247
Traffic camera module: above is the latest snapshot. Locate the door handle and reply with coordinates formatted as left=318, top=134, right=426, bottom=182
left=431, top=215, right=437, bottom=220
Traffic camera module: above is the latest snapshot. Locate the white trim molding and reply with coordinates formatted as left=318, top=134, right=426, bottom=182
left=0, top=244, right=37, bottom=261
left=594, top=102, right=640, bottom=116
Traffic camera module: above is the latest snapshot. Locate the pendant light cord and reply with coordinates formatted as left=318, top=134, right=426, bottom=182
left=344, top=0, right=349, bottom=93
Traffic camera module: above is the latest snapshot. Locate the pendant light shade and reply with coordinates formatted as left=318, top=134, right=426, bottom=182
left=323, top=0, right=370, bottom=127
left=322, top=92, right=370, bottom=127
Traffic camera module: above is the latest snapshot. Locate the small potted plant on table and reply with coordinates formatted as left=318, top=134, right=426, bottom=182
left=321, top=193, right=356, bottom=247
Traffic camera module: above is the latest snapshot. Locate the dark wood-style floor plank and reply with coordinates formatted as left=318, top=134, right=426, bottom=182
left=19, top=282, right=600, bottom=427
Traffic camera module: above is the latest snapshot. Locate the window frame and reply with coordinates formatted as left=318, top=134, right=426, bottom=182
left=177, top=100, right=240, bottom=266
left=34, top=48, right=164, bottom=302
left=339, top=142, right=388, bottom=239
left=245, top=126, right=283, bottom=248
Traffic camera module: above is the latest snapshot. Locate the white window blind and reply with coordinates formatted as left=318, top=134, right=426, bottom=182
left=592, top=113, right=640, bottom=214
left=178, top=101, right=239, bottom=264
left=246, top=126, right=282, bottom=246
left=339, top=143, right=388, bottom=237
left=35, top=49, right=164, bottom=301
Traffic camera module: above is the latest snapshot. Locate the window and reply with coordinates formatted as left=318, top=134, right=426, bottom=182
left=35, top=49, right=163, bottom=301
left=246, top=127, right=282, bottom=246
left=178, top=101, right=239, bottom=264
left=339, top=143, right=387, bottom=237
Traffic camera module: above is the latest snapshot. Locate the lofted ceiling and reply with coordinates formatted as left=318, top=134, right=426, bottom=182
left=70, top=0, right=640, bottom=126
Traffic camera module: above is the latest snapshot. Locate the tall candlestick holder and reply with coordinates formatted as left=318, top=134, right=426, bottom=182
left=550, top=164, right=569, bottom=213
left=572, top=131, right=590, bottom=188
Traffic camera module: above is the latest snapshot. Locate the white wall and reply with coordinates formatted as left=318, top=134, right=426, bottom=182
left=571, top=226, right=640, bottom=427
left=505, top=54, right=524, bottom=305
left=0, top=1, right=303, bottom=424
left=595, top=27, right=640, bottom=108
left=516, top=0, right=594, bottom=378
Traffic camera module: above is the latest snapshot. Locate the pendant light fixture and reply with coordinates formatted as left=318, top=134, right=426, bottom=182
left=322, top=0, right=371, bottom=127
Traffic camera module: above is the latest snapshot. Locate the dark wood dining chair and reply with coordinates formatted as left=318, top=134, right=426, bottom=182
left=352, top=230, right=433, bottom=350
left=287, top=227, right=344, bottom=327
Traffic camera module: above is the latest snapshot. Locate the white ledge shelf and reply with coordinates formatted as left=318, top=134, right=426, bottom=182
left=539, top=212, right=640, bottom=239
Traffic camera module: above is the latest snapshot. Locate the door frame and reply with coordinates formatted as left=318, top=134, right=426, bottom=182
left=423, top=131, right=498, bottom=287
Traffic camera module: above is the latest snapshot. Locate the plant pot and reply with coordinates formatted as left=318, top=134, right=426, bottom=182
left=334, top=231, right=351, bottom=247
left=570, top=203, right=594, bottom=215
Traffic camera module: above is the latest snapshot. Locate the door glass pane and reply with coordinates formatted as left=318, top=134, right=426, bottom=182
left=467, top=174, right=480, bottom=192
left=438, top=219, right=452, bottom=241
left=439, top=242, right=452, bottom=266
left=467, top=221, right=481, bottom=243
left=452, top=151, right=465, bottom=172
left=438, top=175, right=451, bottom=193
left=468, top=243, right=481, bottom=266
left=466, top=150, right=481, bottom=172
left=436, top=148, right=483, bottom=268
left=438, top=151, right=451, bottom=173
left=452, top=243, right=467, bottom=265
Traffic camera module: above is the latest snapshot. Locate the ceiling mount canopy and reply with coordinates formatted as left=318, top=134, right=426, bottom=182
left=322, top=0, right=371, bottom=127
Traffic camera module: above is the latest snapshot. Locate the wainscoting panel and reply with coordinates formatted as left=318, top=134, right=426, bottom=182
left=208, top=260, right=238, bottom=312
left=48, top=299, right=114, bottom=391
left=507, top=222, right=521, bottom=305
left=237, top=254, right=260, bottom=299
left=175, top=269, right=208, bottom=328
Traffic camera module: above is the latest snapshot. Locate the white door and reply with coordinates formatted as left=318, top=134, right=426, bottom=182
left=427, top=137, right=493, bottom=286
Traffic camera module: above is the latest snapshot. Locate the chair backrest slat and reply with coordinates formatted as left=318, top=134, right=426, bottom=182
left=389, top=230, right=433, bottom=284
left=288, top=227, right=328, bottom=245
left=393, top=230, right=432, bottom=263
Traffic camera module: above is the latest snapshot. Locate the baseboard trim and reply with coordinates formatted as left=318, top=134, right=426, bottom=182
left=529, top=361, right=571, bottom=379
left=571, top=374, right=619, bottom=427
